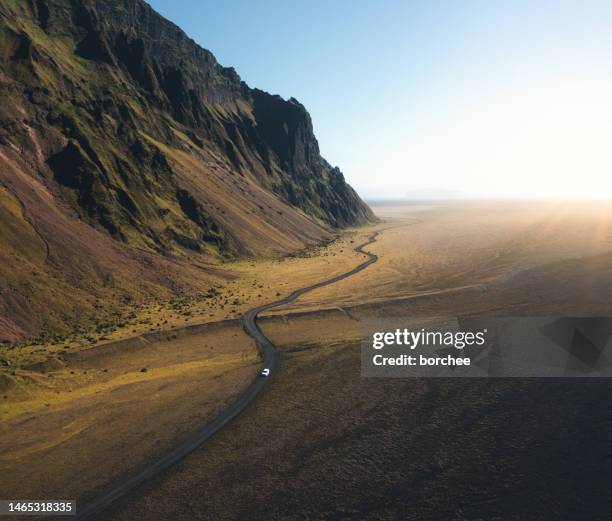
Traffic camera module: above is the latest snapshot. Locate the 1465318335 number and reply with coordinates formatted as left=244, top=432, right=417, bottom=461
left=0, top=500, right=75, bottom=516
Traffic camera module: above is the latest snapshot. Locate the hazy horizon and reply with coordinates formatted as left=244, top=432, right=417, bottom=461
left=148, top=0, right=612, bottom=200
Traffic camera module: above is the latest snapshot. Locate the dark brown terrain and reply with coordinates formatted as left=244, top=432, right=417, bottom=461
left=2, top=202, right=612, bottom=520
left=100, top=202, right=612, bottom=521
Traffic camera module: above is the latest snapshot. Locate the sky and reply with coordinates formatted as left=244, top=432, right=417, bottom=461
left=147, top=0, right=612, bottom=199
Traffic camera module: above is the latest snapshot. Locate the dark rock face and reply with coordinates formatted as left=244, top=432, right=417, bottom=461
left=1, top=0, right=374, bottom=257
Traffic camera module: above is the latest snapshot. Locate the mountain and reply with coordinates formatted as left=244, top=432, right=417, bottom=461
left=0, top=0, right=374, bottom=342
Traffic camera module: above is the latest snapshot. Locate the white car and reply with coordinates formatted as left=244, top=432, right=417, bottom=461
left=260, top=368, right=270, bottom=377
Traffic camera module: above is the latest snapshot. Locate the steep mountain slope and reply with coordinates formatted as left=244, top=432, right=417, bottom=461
left=0, top=0, right=374, bottom=341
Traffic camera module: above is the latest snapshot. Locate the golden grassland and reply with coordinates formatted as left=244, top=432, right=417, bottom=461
left=0, top=221, right=380, bottom=505
left=101, top=201, right=612, bottom=521
left=3, top=200, right=612, bottom=515
left=264, top=200, right=612, bottom=317
left=0, top=324, right=257, bottom=502
left=2, top=224, right=377, bottom=368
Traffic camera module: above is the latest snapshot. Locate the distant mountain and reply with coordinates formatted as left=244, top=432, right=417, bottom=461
left=0, top=0, right=374, bottom=341
left=404, top=189, right=466, bottom=199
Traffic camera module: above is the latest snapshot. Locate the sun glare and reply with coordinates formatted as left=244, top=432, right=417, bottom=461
left=379, top=74, right=612, bottom=199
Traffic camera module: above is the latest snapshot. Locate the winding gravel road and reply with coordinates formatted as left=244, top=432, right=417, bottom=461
left=75, top=230, right=382, bottom=521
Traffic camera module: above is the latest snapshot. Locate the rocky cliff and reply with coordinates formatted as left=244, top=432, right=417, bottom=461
left=0, top=0, right=374, bottom=341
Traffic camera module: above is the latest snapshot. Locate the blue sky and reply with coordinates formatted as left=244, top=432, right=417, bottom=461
left=148, top=0, right=612, bottom=198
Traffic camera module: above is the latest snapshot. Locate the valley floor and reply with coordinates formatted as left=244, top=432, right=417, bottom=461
left=3, top=200, right=612, bottom=519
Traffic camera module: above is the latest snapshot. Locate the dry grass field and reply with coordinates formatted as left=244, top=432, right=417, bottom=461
left=0, top=324, right=257, bottom=505
left=104, top=329, right=612, bottom=521
left=266, top=200, right=612, bottom=316
left=0, top=221, right=377, bottom=510
left=12, top=200, right=612, bottom=370
left=3, top=200, right=612, bottom=519
left=2, top=225, right=373, bottom=369
left=101, top=200, right=612, bottom=521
